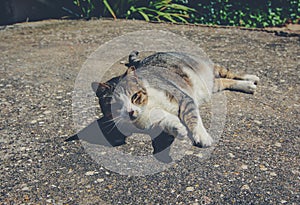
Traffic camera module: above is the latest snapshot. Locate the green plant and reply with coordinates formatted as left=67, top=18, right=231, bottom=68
left=127, top=0, right=195, bottom=23
left=71, top=0, right=300, bottom=28
left=72, top=0, right=116, bottom=19
left=188, top=0, right=300, bottom=28
left=73, top=0, right=95, bottom=18
left=72, top=0, right=195, bottom=22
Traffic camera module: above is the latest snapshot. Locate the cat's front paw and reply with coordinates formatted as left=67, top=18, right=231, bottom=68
left=172, top=124, right=188, bottom=140
left=193, top=131, right=214, bottom=148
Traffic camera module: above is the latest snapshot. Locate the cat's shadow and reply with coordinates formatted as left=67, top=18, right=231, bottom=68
left=65, top=117, right=175, bottom=163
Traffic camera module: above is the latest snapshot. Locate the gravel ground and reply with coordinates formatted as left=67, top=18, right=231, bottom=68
left=0, top=19, right=299, bottom=204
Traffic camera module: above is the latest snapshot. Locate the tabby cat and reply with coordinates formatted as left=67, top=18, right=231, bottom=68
left=92, top=51, right=259, bottom=147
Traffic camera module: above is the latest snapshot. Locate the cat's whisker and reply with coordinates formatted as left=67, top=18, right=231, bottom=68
left=106, top=118, right=122, bottom=134
left=102, top=116, right=123, bottom=130
left=101, top=116, right=115, bottom=127
left=103, top=121, right=115, bottom=129
left=103, top=120, right=118, bottom=129
left=103, top=116, right=121, bottom=124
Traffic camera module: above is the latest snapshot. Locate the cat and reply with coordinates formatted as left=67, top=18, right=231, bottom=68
left=91, top=51, right=259, bottom=148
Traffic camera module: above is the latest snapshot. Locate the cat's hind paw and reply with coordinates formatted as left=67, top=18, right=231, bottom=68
left=242, top=74, right=260, bottom=84
left=233, top=80, right=257, bottom=94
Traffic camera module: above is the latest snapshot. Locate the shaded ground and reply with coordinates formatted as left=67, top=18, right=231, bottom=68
left=0, top=19, right=299, bottom=204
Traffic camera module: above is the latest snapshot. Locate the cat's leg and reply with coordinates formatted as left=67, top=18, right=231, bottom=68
left=159, top=115, right=188, bottom=139
left=194, top=117, right=213, bottom=147
left=214, top=64, right=259, bottom=84
left=214, top=78, right=257, bottom=94
left=149, top=109, right=188, bottom=139
left=179, top=99, right=213, bottom=147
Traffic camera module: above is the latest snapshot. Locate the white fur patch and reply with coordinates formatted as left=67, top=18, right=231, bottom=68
left=242, top=74, right=260, bottom=84
left=234, top=80, right=257, bottom=94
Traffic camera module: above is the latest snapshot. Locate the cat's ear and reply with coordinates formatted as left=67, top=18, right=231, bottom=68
left=91, top=82, right=110, bottom=94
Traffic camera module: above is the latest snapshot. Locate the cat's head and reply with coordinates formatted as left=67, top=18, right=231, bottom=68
left=92, top=66, right=148, bottom=122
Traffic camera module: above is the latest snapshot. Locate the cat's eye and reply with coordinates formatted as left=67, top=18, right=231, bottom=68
left=131, top=91, right=147, bottom=105
left=131, top=93, right=140, bottom=104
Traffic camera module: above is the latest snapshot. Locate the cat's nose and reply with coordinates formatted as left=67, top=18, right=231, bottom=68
left=128, top=110, right=136, bottom=120
left=128, top=110, right=134, bottom=116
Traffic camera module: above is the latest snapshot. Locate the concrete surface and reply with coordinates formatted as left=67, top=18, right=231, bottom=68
left=0, top=19, right=299, bottom=204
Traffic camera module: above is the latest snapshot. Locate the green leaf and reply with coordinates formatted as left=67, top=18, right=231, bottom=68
left=103, top=0, right=117, bottom=19
left=162, top=14, right=177, bottom=23
left=166, top=3, right=196, bottom=12
left=138, top=10, right=150, bottom=21
left=174, top=15, right=188, bottom=23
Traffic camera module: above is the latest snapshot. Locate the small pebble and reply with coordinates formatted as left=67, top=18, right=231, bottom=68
left=259, top=164, right=268, bottom=171
left=43, top=110, right=51, bottom=115
left=186, top=186, right=194, bottom=192
left=254, top=120, right=262, bottom=125
left=85, top=171, right=97, bottom=176
left=96, top=178, right=104, bottom=183
left=241, top=184, right=251, bottom=191
left=195, top=153, right=203, bottom=158
left=270, top=172, right=277, bottom=177
left=30, top=120, right=37, bottom=124
left=228, top=153, right=235, bottom=158
left=241, top=164, right=248, bottom=170
left=107, top=185, right=113, bottom=189
left=24, top=195, right=30, bottom=201
left=22, top=186, right=30, bottom=191
left=274, top=142, right=281, bottom=147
